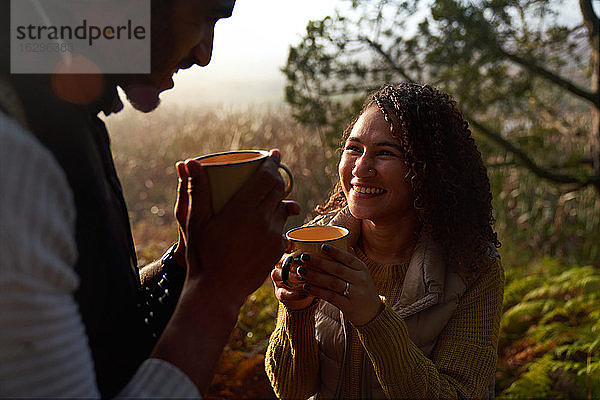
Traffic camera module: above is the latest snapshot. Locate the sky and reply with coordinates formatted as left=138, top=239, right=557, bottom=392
left=148, top=0, right=592, bottom=108
left=158, top=0, right=340, bottom=107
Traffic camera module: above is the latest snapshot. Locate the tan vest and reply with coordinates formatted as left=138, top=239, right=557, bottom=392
left=306, top=207, right=470, bottom=399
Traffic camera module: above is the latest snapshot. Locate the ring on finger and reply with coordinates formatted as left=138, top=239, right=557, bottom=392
left=342, top=281, right=350, bottom=297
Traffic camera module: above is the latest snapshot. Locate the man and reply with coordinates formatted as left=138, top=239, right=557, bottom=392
left=0, top=0, right=298, bottom=397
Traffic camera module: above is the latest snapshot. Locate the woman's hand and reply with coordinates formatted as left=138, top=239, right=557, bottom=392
left=271, top=256, right=316, bottom=310
left=298, top=245, right=384, bottom=326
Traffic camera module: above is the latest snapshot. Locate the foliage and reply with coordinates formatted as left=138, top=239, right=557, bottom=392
left=497, top=258, right=600, bottom=399
left=283, top=0, right=600, bottom=265
left=488, top=165, right=600, bottom=269
left=207, top=282, right=279, bottom=399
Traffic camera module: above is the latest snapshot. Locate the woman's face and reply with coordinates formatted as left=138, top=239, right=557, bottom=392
left=339, top=106, right=415, bottom=223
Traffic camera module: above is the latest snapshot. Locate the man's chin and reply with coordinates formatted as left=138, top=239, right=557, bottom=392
left=122, top=84, right=162, bottom=113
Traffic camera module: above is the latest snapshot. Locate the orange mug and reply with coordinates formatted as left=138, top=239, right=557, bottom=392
left=282, top=225, right=349, bottom=288
left=195, top=149, right=293, bottom=213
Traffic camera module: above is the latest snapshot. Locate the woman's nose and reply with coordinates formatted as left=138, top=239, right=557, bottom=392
left=352, top=156, right=376, bottom=177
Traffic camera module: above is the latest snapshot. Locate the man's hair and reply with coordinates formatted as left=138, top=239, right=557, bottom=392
left=316, top=82, right=501, bottom=279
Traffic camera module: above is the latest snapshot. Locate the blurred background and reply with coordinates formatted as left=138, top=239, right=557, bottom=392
left=103, top=0, right=600, bottom=398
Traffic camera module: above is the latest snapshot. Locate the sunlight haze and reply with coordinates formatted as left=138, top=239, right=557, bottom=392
left=159, top=0, right=339, bottom=107
left=145, top=0, right=588, bottom=108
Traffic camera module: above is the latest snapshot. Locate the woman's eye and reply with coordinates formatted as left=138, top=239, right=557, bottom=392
left=378, top=150, right=397, bottom=157
left=345, top=145, right=362, bottom=153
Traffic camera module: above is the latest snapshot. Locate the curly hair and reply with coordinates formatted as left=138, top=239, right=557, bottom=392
left=316, top=83, right=500, bottom=279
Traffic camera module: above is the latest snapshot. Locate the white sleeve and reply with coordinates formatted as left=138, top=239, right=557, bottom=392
left=0, top=112, right=200, bottom=398
left=118, top=358, right=201, bottom=398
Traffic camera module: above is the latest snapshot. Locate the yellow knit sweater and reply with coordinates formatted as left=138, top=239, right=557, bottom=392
left=265, top=247, right=504, bottom=399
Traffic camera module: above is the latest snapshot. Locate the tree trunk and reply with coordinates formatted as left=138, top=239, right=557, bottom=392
left=580, top=0, right=600, bottom=194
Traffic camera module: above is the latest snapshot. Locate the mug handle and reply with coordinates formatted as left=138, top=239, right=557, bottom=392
left=281, top=254, right=293, bottom=287
left=278, top=163, right=294, bottom=197
left=281, top=251, right=302, bottom=288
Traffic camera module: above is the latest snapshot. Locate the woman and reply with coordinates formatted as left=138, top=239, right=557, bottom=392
left=265, top=83, right=504, bottom=399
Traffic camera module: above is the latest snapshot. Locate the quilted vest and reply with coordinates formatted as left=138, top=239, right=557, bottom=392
left=306, top=207, right=469, bottom=399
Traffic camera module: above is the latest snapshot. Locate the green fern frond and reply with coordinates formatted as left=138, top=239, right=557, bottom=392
left=501, top=300, right=545, bottom=334
left=587, top=338, right=600, bottom=354
left=499, top=355, right=555, bottom=399
left=504, top=275, right=545, bottom=309
left=586, top=359, right=600, bottom=375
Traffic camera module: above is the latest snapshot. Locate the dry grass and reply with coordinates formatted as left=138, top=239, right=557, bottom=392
left=106, top=103, right=339, bottom=263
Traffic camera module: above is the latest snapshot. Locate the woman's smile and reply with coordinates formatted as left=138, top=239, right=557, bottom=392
left=351, top=184, right=386, bottom=196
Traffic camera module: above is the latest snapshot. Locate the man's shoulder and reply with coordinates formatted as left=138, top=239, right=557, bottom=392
left=0, top=110, right=74, bottom=201
left=0, top=74, right=29, bottom=129
left=0, top=110, right=42, bottom=160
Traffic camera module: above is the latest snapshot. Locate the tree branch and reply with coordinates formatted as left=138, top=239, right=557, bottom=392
left=359, top=36, right=415, bottom=83
left=499, top=49, right=599, bottom=106
left=487, top=161, right=518, bottom=168
left=467, top=115, right=589, bottom=186
left=580, top=0, right=599, bottom=42
left=317, top=86, right=376, bottom=96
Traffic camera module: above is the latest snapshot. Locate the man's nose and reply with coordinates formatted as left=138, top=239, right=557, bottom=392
left=192, top=34, right=214, bottom=67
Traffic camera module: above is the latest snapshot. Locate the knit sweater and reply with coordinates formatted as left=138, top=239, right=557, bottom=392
left=340, top=247, right=409, bottom=398
left=265, top=246, right=504, bottom=399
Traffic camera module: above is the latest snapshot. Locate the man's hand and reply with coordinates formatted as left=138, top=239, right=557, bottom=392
left=174, top=149, right=300, bottom=305
left=153, top=149, right=299, bottom=394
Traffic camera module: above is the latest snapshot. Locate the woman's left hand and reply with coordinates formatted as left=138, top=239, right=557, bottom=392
left=297, top=244, right=384, bottom=326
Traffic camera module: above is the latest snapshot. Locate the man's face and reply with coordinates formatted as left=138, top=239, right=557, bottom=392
left=120, top=0, right=236, bottom=112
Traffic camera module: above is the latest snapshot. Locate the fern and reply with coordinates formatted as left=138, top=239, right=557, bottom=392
left=503, top=274, right=545, bottom=310
left=498, top=261, right=600, bottom=399
left=498, top=355, right=556, bottom=399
